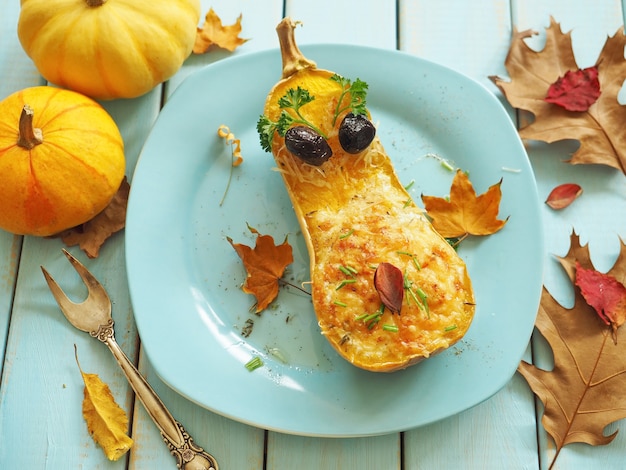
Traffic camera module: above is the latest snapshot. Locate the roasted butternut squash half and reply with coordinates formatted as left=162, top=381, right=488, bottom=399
left=257, top=18, right=475, bottom=372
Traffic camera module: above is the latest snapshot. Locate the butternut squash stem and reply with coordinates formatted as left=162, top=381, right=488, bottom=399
left=17, top=105, right=43, bottom=150
left=276, top=18, right=317, bottom=79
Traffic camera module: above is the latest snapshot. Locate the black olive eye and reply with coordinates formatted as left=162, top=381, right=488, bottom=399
left=284, top=126, right=333, bottom=166
left=338, top=113, right=376, bottom=154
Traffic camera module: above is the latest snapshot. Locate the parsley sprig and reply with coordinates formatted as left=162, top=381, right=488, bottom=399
left=330, top=74, right=369, bottom=125
left=256, top=75, right=370, bottom=153
left=257, top=86, right=326, bottom=152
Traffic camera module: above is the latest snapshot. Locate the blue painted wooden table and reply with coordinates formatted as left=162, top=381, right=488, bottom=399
left=1, top=1, right=625, bottom=468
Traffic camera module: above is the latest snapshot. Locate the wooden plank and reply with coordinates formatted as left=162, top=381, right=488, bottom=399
left=267, top=433, right=401, bottom=469
left=165, top=0, right=285, bottom=96
left=264, top=2, right=400, bottom=469
left=0, top=233, right=20, bottom=367
left=0, top=0, right=38, bottom=377
left=129, top=356, right=266, bottom=469
left=0, top=7, right=160, bottom=467
left=285, top=0, right=397, bottom=49
left=510, top=1, right=626, bottom=469
left=398, top=1, right=540, bottom=468
left=128, top=1, right=282, bottom=468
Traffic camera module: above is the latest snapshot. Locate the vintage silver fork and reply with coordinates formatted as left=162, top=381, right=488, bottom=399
left=41, top=249, right=219, bottom=470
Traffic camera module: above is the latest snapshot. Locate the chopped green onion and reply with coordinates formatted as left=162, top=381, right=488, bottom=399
left=354, top=313, right=369, bottom=321
left=333, top=300, right=348, bottom=307
left=403, top=198, right=412, bottom=208
left=396, top=251, right=421, bottom=270
left=415, top=287, right=430, bottom=317
left=444, top=325, right=458, bottom=332
left=404, top=180, right=415, bottom=191
left=362, top=311, right=382, bottom=322
left=440, top=160, right=455, bottom=171
left=344, top=265, right=358, bottom=275
left=245, top=356, right=263, bottom=372
left=339, top=265, right=358, bottom=277
left=383, top=324, right=399, bottom=332
left=339, top=229, right=354, bottom=239
left=336, top=279, right=357, bottom=290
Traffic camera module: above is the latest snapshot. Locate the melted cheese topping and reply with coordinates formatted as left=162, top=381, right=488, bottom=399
left=265, top=69, right=474, bottom=372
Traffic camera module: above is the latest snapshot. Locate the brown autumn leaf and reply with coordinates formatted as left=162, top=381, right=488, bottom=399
left=75, top=346, right=133, bottom=461
left=421, top=169, right=508, bottom=240
left=59, top=177, right=130, bottom=259
left=517, top=231, right=626, bottom=467
left=228, top=225, right=293, bottom=313
left=491, top=17, right=626, bottom=174
left=194, top=8, right=248, bottom=54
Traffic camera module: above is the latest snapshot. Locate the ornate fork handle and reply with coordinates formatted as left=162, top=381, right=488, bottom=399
left=92, top=320, right=218, bottom=470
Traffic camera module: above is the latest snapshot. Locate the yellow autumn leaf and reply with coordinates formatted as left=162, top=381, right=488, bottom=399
left=194, top=8, right=248, bottom=53
left=75, top=347, right=133, bottom=461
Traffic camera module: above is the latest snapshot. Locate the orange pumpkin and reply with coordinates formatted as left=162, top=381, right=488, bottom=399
left=0, top=86, right=125, bottom=236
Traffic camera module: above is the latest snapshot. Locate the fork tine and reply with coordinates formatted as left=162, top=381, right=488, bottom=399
left=40, top=249, right=111, bottom=333
left=60, top=248, right=110, bottom=302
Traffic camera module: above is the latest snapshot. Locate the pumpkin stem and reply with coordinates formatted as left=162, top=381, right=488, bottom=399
left=17, top=105, right=43, bottom=150
left=276, top=18, right=317, bottom=79
left=84, top=0, right=106, bottom=6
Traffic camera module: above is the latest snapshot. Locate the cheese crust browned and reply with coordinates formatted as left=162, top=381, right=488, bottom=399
left=264, top=45, right=474, bottom=372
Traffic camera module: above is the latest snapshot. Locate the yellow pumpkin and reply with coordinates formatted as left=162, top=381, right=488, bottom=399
left=17, top=0, right=201, bottom=100
left=0, top=86, right=125, bottom=236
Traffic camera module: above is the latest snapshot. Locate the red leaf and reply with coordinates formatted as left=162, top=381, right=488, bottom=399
left=575, top=261, right=626, bottom=342
left=374, top=262, right=404, bottom=314
left=545, top=183, right=583, bottom=209
left=544, top=66, right=601, bottom=112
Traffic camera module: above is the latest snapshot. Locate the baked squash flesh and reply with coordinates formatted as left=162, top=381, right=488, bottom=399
left=259, top=18, right=475, bottom=372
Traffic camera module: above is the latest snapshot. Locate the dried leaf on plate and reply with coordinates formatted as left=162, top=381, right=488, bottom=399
left=421, top=169, right=508, bottom=240
left=228, top=225, right=293, bottom=313
left=75, top=347, right=133, bottom=461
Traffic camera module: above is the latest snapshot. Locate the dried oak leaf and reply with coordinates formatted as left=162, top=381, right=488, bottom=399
left=228, top=226, right=293, bottom=313
left=75, top=347, right=133, bottom=461
left=491, top=17, right=626, bottom=174
left=60, top=177, right=130, bottom=259
left=194, top=8, right=248, bottom=54
left=518, top=232, right=626, bottom=465
left=421, top=169, right=508, bottom=239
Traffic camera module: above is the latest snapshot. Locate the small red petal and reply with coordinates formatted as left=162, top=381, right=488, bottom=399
left=374, top=262, right=404, bottom=314
left=545, top=183, right=582, bottom=210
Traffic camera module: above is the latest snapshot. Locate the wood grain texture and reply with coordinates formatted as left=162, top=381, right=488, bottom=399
left=511, top=1, right=626, bottom=469
left=1, top=0, right=625, bottom=469
left=399, top=2, right=538, bottom=467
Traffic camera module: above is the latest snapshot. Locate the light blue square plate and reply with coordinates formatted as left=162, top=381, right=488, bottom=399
left=126, top=44, right=544, bottom=437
